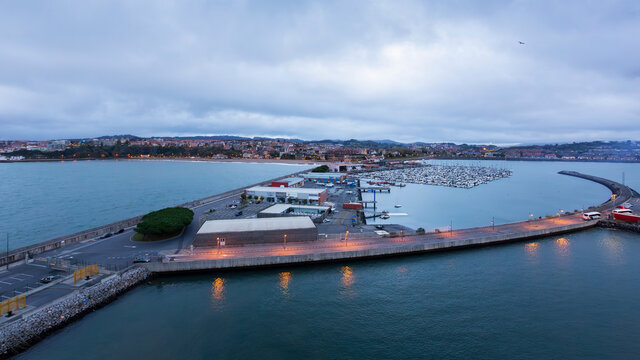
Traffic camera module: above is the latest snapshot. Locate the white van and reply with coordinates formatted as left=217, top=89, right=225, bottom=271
left=612, top=208, right=633, bottom=215
left=582, top=212, right=601, bottom=220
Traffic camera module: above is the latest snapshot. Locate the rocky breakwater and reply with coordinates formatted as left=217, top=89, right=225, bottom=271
left=0, top=266, right=151, bottom=358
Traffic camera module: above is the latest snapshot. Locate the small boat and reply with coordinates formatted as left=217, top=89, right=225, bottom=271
left=380, top=214, right=390, bottom=219
left=394, top=205, right=402, bottom=208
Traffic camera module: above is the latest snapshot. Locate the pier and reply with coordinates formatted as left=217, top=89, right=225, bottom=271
left=357, top=186, right=391, bottom=193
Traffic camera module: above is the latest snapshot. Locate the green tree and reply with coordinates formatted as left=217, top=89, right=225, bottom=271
left=312, top=165, right=330, bottom=173
left=134, top=207, right=194, bottom=240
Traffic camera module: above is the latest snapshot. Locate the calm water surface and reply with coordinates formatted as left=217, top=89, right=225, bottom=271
left=18, top=228, right=640, bottom=359
left=364, top=160, right=640, bottom=230
left=0, top=160, right=311, bottom=249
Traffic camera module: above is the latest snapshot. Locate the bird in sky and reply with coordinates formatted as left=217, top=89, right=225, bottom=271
left=519, top=41, right=525, bottom=45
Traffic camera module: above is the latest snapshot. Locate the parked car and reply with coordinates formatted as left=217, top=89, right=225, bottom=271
left=100, top=232, right=113, bottom=239
left=375, top=225, right=385, bottom=230
left=132, top=256, right=150, bottom=263
left=235, top=210, right=243, bottom=216
left=116, top=229, right=125, bottom=234
left=40, top=275, right=56, bottom=284
left=582, top=212, right=601, bottom=220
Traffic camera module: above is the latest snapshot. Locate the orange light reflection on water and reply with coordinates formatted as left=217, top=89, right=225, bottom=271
left=279, top=272, right=292, bottom=296
left=211, top=277, right=225, bottom=301
left=555, top=237, right=570, bottom=256
left=524, top=242, right=539, bottom=256
left=341, top=266, right=354, bottom=288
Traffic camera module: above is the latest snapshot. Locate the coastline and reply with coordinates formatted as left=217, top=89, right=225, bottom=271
left=3, top=156, right=640, bottom=164
left=0, top=157, right=326, bottom=165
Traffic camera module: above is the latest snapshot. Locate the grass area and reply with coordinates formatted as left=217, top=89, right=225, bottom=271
left=132, top=229, right=182, bottom=242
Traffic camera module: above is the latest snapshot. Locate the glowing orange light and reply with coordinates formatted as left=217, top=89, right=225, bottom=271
left=341, top=266, right=354, bottom=287
left=555, top=237, right=570, bottom=255
left=211, top=277, right=225, bottom=301
left=279, top=272, right=292, bottom=295
left=524, top=242, right=539, bottom=255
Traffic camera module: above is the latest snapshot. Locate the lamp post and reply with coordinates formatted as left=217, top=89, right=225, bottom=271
left=283, top=234, right=287, bottom=249
left=345, top=230, right=349, bottom=247
left=5, top=233, right=8, bottom=270
left=217, top=237, right=220, bottom=254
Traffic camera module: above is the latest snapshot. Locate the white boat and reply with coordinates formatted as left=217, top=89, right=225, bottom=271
left=394, top=204, right=402, bottom=208
left=380, top=214, right=390, bottom=219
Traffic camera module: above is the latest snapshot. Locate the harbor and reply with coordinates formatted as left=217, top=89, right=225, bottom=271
left=0, top=162, right=638, bottom=358
left=352, top=163, right=513, bottom=188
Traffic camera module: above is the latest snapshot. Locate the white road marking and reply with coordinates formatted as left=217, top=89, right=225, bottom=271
left=28, top=263, right=47, bottom=268
left=9, top=277, right=25, bottom=281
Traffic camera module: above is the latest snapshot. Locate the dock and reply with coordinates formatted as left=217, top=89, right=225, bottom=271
left=357, top=186, right=391, bottom=193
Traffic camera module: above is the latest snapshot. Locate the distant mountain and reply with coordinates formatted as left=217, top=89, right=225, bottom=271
left=169, top=135, right=250, bottom=141
left=95, top=134, right=141, bottom=140
left=372, top=139, right=404, bottom=145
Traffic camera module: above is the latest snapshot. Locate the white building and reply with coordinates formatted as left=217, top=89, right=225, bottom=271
left=244, top=186, right=328, bottom=205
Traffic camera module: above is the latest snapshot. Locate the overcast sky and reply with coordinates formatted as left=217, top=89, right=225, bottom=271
left=1, top=1, right=639, bottom=144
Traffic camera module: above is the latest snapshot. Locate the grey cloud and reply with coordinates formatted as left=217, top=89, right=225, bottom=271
left=0, top=0, right=639, bottom=143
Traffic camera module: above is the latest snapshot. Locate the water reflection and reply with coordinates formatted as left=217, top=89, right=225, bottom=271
left=211, top=277, right=225, bottom=301
left=524, top=242, right=539, bottom=256
left=341, top=266, right=354, bottom=288
left=554, top=237, right=571, bottom=256
left=279, top=272, right=292, bottom=296
left=601, top=235, right=625, bottom=264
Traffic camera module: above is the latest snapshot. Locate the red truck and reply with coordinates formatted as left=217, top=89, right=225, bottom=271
left=613, top=213, right=640, bottom=223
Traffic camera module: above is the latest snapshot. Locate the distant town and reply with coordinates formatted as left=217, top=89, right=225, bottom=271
left=1, top=135, right=639, bottom=163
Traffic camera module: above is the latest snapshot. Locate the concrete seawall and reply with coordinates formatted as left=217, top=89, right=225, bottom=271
left=144, top=220, right=595, bottom=273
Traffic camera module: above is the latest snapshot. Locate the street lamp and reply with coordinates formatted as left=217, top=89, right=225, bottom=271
left=345, top=230, right=349, bottom=247
left=217, top=237, right=220, bottom=254
left=283, top=234, right=287, bottom=249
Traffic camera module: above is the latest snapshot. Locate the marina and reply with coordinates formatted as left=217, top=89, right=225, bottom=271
left=353, top=164, right=513, bottom=188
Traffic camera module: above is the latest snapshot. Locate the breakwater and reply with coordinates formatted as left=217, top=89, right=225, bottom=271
left=0, top=267, right=151, bottom=359
left=558, top=170, right=632, bottom=210
left=598, top=219, right=640, bottom=234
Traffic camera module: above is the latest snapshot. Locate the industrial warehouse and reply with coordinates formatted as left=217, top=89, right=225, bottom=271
left=193, top=217, right=318, bottom=247
left=302, top=172, right=347, bottom=184
left=244, top=186, right=328, bottom=205
left=270, top=177, right=305, bottom=188
left=258, top=204, right=331, bottom=222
